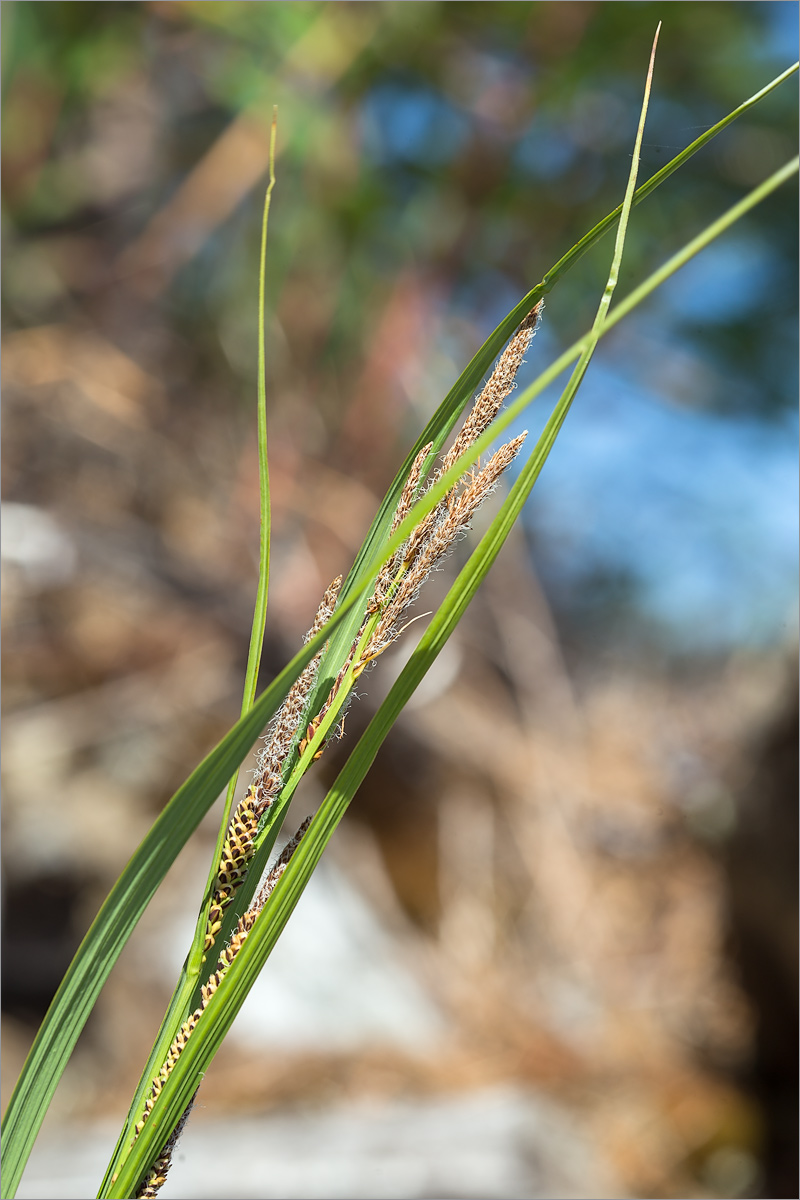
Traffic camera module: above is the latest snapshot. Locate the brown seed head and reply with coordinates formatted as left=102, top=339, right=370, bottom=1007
left=443, top=301, right=542, bottom=474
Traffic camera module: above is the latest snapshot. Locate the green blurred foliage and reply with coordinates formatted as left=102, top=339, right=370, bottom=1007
left=1, top=1, right=796, bottom=539
left=3, top=5, right=795, bottom=332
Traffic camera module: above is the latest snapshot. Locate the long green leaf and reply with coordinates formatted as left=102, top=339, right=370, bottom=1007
left=0, top=625, right=335, bottom=1200
left=107, top=116, right=800, bottom=1200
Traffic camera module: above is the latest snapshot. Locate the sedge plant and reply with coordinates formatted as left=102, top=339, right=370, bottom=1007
left=2, top=33, right=797, bottom=1200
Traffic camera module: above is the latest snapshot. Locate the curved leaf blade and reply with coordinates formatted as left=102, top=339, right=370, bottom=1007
left=0, top=634, right=318, bottom=1200
left=105, top=146, right=800, bottom=1200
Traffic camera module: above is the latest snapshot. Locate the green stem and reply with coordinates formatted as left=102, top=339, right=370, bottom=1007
left=99, top=111, right=280, bottom=1195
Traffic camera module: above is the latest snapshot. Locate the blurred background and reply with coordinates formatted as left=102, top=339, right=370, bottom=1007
left=2, top=3, right=797, bottom=1198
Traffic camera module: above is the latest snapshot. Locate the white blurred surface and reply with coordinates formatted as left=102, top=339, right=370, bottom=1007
left=228, top=853, right=446, bottom=1052
left=17, top=1086, right=621, bottom=1200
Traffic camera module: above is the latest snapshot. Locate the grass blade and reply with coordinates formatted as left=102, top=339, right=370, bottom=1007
left=106, top=54, right=800, bottom=1200
left=539, top=59, right=798, bottom=296
left=188, top=106, right=279, bottom=998
left=0, top=632, right=322, bottom=1200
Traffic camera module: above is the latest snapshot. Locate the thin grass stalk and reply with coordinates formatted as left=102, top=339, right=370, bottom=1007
left=195, top=106, right=279, bottom=955
left=101, top=114, right=281, bottom=1180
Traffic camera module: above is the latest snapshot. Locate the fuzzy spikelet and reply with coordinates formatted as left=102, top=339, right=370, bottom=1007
left=200, top=577, right=341, bottom=957
left=135, top=1093, right=197, bottom=1199
left=297, top=658, right=351, bottom=758
left=365, top=308, right=539, bottom=662
left=390, top=442, right=433, bottom=537
left=250, top=575, right=342, bottom=811
left=402, top=303, right=542, bottom=570
left=442, top=301, right=542, bottom=474
left=365, top=433, right=527, bottom=660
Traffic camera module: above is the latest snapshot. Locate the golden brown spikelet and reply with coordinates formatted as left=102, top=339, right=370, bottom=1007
left=295, top=304, right=541, bottom=743
left=132, top=818, right=312, bottom=1150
